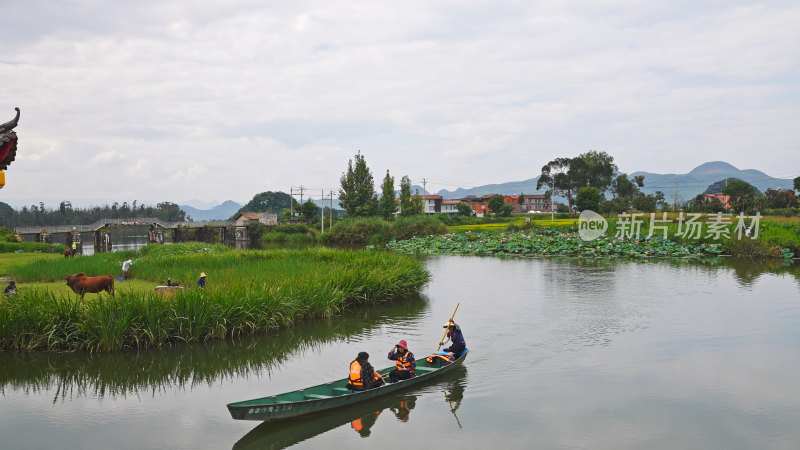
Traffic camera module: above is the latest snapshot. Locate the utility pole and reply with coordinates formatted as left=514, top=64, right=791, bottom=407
left=321, top=190, right=324, bottom=233
left=290, top=186, right=294, bottom=218
left=297, top=185, right=306, bottom=206
left=551, top=178, right=555, bottom=222
left=422, top=178, right=427, bottom=214
left=330, top=191, right=333, bottom=229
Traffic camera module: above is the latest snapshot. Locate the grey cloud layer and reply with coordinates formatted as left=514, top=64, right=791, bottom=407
left=2, top=0, right=798, bottom=204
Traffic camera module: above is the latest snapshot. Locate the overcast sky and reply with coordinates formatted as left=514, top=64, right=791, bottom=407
left=1, top=0, right=798, bottom=208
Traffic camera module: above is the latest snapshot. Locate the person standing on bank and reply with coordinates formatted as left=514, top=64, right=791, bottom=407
left=197, top=272, right=206, bottom=289
left=347, top=352, right=384, bottom=391
left=121, top=259, right=133, bottom=281
left=71, top=241, right=77, bottom=256
left=387, top=340, right=415, bottom=383
left=440, top=320, right=466, bottom=356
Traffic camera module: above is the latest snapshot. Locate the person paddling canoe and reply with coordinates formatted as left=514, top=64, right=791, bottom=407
left=440, top=320, right=466, bottom=356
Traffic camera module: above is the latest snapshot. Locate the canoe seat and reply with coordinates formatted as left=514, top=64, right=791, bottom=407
left=332, top=388, right=352, bottom=395
left=304, top=394, right=333, bottom=400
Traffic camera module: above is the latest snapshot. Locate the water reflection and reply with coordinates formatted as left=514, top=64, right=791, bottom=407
left=0, top=296, right=428, bottom=401
left=233, top=367, right=466, bottom=450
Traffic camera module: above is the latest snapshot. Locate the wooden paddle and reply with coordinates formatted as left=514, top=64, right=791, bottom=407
left=437, top=303, right=460, bottom=351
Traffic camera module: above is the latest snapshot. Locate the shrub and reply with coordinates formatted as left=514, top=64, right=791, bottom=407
left=324, top=217, right=393, bottom=244
left=392, top=215, right=448, bottom=240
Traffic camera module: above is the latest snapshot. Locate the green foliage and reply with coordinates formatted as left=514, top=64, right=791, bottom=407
left=794, top=176, right=800, bottom=192
left=379, top=170, right=398, bottom=220
left=0, top=242, right=65, bottom=254
left=234, top=191, right=292, bottom=218
left=0, top=201, right=187, bottom=228
left=536, top=151, right=618, bottom=214
left=388, top=230, right=723, bottom=258
left=399, top=176, right=414, bottom=216
left=632, top=195, right=657, bottom=213
left=392, top=215, right=448, bottom=240
left=599, top=199, right=625, bottom=215
left=761, top=189, right=799, bottom=209
left=723, top=179, right=761, bottom=213
left=575, top=186, right=602, bottom=212
left=300, top=199, right=320, bottom=222
left=456, top=203, right=473, bottom=217
left=324, top=215, right=448, bottom=244
left=0, top=245, right=429, bottom=351
left=488, top=196, right=505, bottom=214
left=324, top=217, right=393, bottom=244
left=339, top=152, right=378, bottom=217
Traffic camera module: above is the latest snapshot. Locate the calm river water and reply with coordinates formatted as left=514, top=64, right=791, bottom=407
left=2, top=256, right=799, bottom=449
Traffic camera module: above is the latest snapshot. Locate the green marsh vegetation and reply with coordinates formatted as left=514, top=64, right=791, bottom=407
left=0, top=243, right=429, bottom=352
left=387, top=228, right=724, bottom=258
left=388, top=214, right=798, bottom=260
left=323, top=215, right=448, bottom=245
left=0, top=295, right=427, bottom=399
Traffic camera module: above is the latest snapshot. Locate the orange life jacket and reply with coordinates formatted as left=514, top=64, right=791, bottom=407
left=349, top=360, right=364, bottom=386
left=395, top=352, right=414, bottom=374
left=425, top=353, right=453, bottom=364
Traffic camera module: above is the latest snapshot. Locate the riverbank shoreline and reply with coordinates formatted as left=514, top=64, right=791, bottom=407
left=0, top=244, right=430, bottom=352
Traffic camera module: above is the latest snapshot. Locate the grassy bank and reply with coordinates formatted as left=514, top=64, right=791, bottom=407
left=0, top=243, right=429, bottom=352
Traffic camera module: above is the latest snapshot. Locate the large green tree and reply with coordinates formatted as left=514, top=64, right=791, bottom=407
left=379, top=170, right=398, bottom=220
left=722, top=179, right=760, bottom=212
left=456, top=203, right=473, bottom=217
left=488, top=195, right=506, bottom=214
left=537, top=158, right=583, bottom=216
left=575, top=186, right=602, bottom=212
left=338, top=152, right=378, bottom=217
left=235, top=191, right=292, bottom=216
left=300, top=199, right=320, bottom=222
left=794, top=176, right=800, bottom=192
left=573, top=150, right=618, bottom=193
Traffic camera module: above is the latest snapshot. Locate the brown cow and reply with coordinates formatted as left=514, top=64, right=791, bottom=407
left=65, top=273, right=115, bottom=300
left=64, top=249, right=74, bottom=258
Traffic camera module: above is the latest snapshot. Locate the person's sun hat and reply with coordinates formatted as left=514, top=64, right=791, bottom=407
left=396, top=340, right=408, bottom=350
left=200, top=272, right=206, bottom=278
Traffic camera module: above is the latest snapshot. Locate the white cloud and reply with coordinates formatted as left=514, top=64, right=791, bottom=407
left=1, top=0, right=798, bottom=203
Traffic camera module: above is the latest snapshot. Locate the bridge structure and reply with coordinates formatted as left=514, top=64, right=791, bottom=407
left=14, top=218, right=248, bottom=253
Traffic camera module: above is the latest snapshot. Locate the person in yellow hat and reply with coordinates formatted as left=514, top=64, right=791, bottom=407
left=197, top=272, right=206, bottom=289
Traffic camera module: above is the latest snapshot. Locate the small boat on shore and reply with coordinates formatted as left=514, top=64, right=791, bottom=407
left=226, top=349, right=468, bottom=421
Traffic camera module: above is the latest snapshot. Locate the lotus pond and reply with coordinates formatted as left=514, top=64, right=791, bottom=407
left=387, top=229, right=724, bottom=258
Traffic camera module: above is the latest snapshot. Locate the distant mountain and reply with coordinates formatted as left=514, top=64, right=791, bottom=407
left=431, top=161, right=792, bottom=203
left=181, top=199, right=230, bottom=210
left=631, top=161, right=792, bottom=202
left=180, top=200, right=242, bottom=221
left=436, top=178, right=544, bottom=199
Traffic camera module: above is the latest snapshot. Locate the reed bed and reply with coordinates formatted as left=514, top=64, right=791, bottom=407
left=0, top=244, right=429, bottom=352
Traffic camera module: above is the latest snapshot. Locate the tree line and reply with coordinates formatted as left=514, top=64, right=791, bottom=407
left=0, top=200, right=187, bottom=228
left=338, top=151, right=435, bottom=219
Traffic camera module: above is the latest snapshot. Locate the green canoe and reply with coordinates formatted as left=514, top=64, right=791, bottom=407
left=227, top=349, right=469, bottom=421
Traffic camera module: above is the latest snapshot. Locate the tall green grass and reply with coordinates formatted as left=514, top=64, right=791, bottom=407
left=0, top=244, right=430, bottom=352
left=0, top=242, right=65, bottom=253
